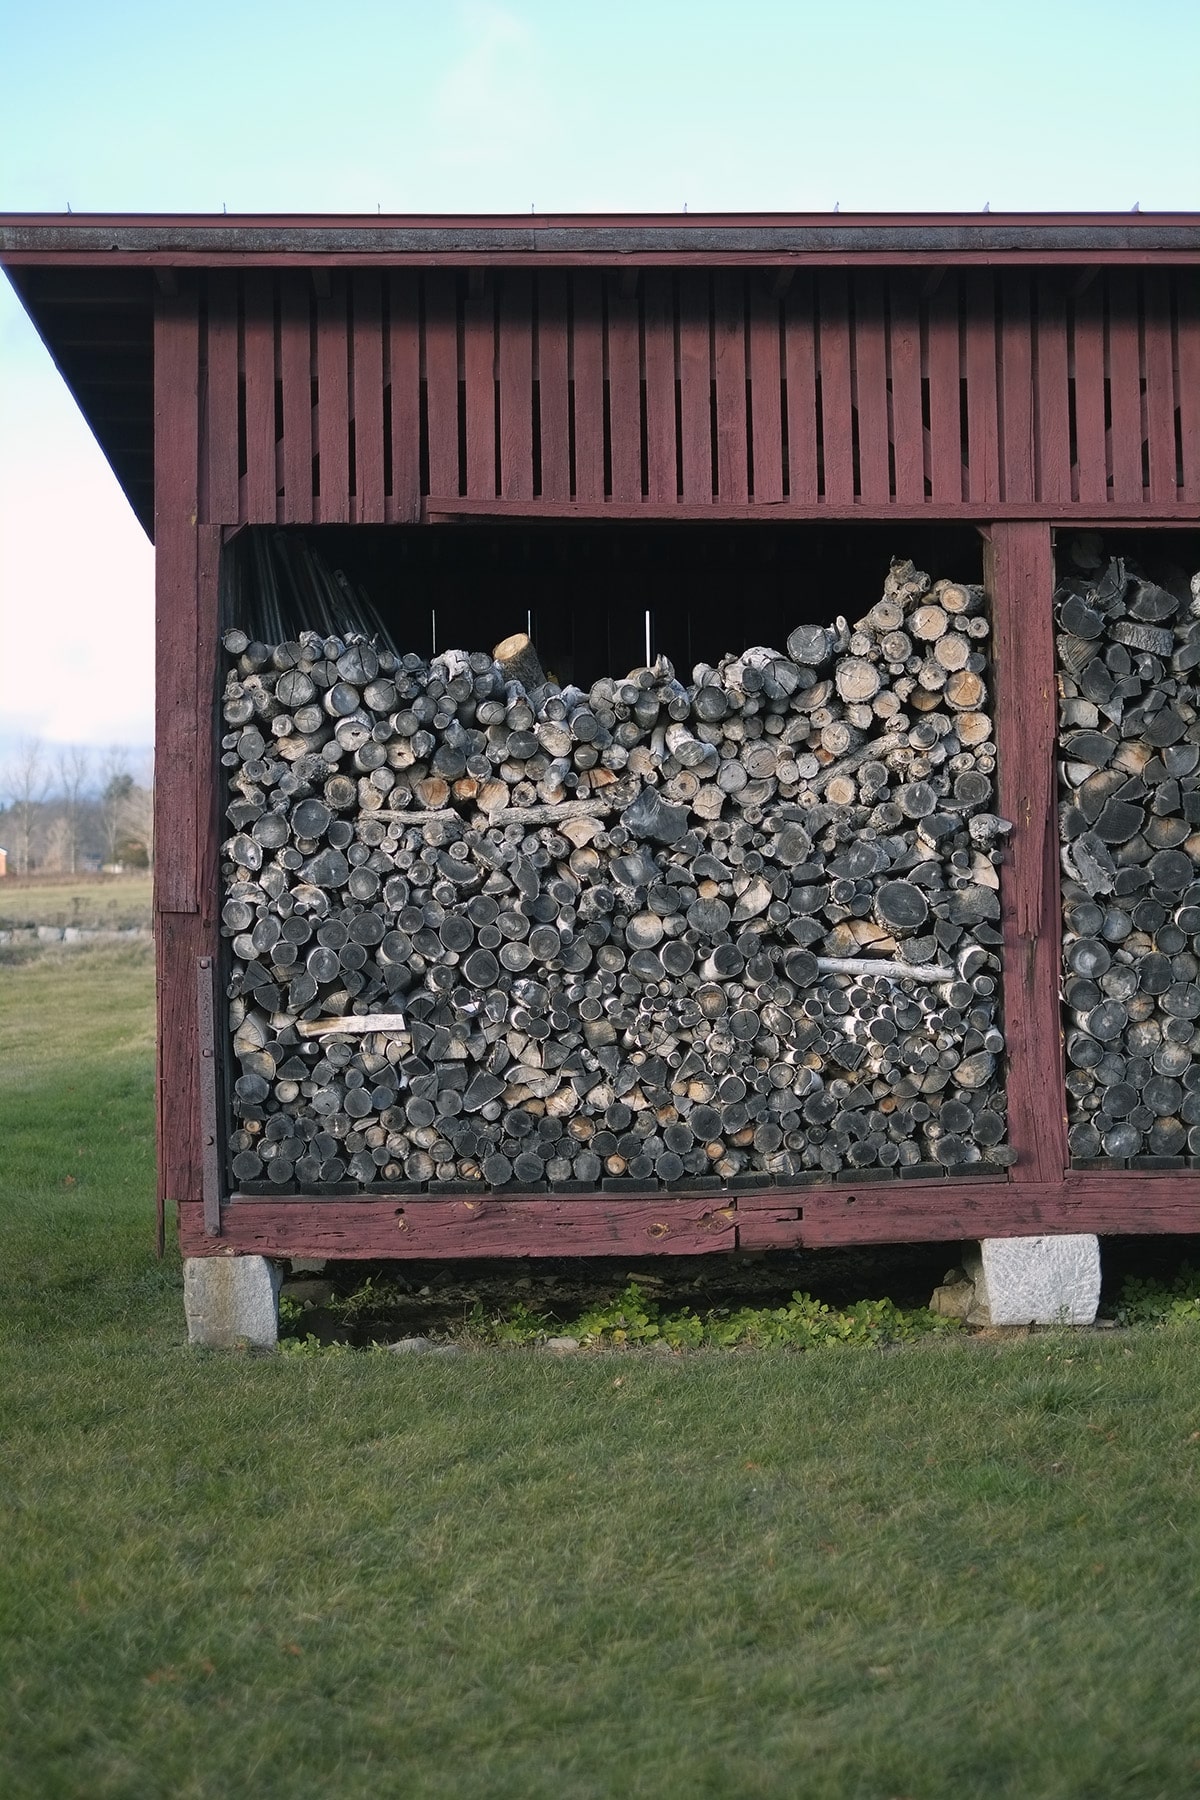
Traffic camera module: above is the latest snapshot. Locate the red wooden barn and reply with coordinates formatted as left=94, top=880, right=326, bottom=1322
left=3, top=211, right=1199, bottom=1299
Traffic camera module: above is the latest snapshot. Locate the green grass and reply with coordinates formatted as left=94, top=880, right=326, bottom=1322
left=0, top=873, right=153, bottom=932
left=4, top=948, right=1200, bottom=1798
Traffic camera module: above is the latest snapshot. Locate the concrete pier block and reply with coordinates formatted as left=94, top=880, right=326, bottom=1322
left=963, top=1235, right=1101, bottom=1328
left=183, top=1256, right=282, bottom=1348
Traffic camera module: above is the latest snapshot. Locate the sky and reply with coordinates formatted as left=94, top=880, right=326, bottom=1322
left=1, top=0, right=1198, bottom=764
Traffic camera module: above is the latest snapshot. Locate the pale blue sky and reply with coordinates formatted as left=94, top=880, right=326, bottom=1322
left=2, top=0, right=1198, bottom=748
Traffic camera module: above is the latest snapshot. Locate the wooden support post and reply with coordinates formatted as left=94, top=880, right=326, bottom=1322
left=986, top=521, right=1069, bottom=1185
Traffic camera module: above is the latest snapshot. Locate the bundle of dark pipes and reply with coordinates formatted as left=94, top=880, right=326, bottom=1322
left=220, top=558, right=1013, bottom=1194
left=1056, top=546, right=1200, bottom=1166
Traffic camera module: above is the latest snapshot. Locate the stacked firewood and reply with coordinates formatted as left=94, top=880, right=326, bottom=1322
left=220, top=559, right=1012, bottom=1192
left=1057, top=549, right=1200, bottom=1165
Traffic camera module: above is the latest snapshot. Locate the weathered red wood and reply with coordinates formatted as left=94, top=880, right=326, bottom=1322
left=713, top=271, right=749, bottom=503
left=1106, top=270, right=1144, bottom=506
left=423, top=496, right=1200, bottom=526
left=536, top=271, right=571, bottom=503
left=642, top=271, right=677, bottom=504
left=387, top=271, right=421, bottom=522
left=241, top=272, right=276, bottom=522
left=1141, top=270, right=1177, bottom=504
left=816, top=270, right=853, bottom=504
left=154, top=279, right=201, bottom=914
left=1179, top=277, right=1200, bottom=506
left=997, top=272, right=1033, bottom=503
left=498, top=271, right=534, bottom=501
left=570, top=273, right=605, bottom=503
left=852, top=271, right=890, bottom=503
left=926, top=276, right=963, bottom=502
left=463, top=276, right=495, bottom=500
left=783, top=273, right=818, bottom=504
left=988, top=522, right=1067, bottom=1187
left=203, top=270, right=240, bottom=524
left=606, top=277, right=642, bottom=501
left=182, top=1198, right=737, bottom=1259
left=747, top=278, right=783, bottom=503
left=964, top=270, right=1000, bottom=505
left=1071, top=285, right=1108, bottom=505
left=677, top=272, right=712, bottom=502
left=1033, top=278, right=1071, bottom=505
left=351, top=272, right=385, bottom=521
left=888, top=275, right=925, bottom=503
left=422, top=270, right=460, bottom=499
left=279, top=272, right=313, bottom=524
left=316, top=275, right=350, bottom=522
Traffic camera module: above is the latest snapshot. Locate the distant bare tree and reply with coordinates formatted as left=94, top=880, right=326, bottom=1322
left=98, top=747, right=132, bottom=867
left=55, top=745, right=92, bottom=875
left=119, top=755, right=154, bottom=871
left=4, top=740, right=49, bottom=875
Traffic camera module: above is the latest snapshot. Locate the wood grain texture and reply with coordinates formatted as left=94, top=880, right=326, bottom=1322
left=422, top=270, right=460, bottom=499
left=926, top=276, right=963, bottom=502
left=1071, top=285, right=1108, bottom=505
left=606, top=276, right=642, bottom=502
left=499, top=270, right=534, bottom=501
left=1105, top=269, right=1143, bottom=506
left=351, top=271, right=385, bottom=521
left=677, top=272, right=712, bottom=502
left=241, top=271, right=277, bottom=522
left=747, top=278, right=783, bottom=502
left=964, top=270, right=1000, bottom=505
left=642, top=271, right=677, bottom=504
left=316, top=275, right=350, bottom=522
left=816, top=270, right=854, bottom=503
left=1179, top=277, right=1200, bottom=506
left=536, top=271, right=571, bottom=502
left=1141, top=270, right=1177, bottom=505
left=997, top=272, right=1033, bottom=503
left=279, top=271, right=313, bottom=524
left=713, top=271, right=749, bottom=503
left=987, top=522, right=1067, bottom=1186
left=888, top=275, right=925, bottom=504
left=1033, top=278, right=1071, bottom=504
left=203, top=269, right=240, bottom=524
left=159, top=911, right=205, bottom=1212
left=387, top=271, right=422, bottom=521
left=570, top=272, right=605, bottom=503
left=463, top=275, right=495, bottom=499
left=852, top=271, right=890, bottom=503
left=782, top=273, right=818, bottom=504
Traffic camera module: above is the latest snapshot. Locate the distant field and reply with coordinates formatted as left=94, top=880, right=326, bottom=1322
left=0, top=873, right=152, bottom=931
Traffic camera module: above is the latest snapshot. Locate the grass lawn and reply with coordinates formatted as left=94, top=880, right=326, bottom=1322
left=0, top=873, right=153, bottom=932
left=3, top=948, right=1200, bottom=1798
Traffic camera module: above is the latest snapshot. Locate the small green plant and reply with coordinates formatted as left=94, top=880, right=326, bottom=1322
left=1116, top=1265, right=1200, bottom=1327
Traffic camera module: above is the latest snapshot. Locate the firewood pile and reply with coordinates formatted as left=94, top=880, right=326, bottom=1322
left=220, top=558, right=1013, bottom=1193
left=1056, top=547, right=1200, bottom=1166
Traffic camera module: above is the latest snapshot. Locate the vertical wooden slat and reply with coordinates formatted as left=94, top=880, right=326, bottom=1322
left=1072, top=284, right=1108, bottom=506
left=204, top=270, right=240, bottom=524
left=852, top=272, right=890, bottom=504
left=498, top=271, right=534, bottom=501
left=155, top=279, right=201, bottom=915
left=316, top=274, right=350, bottom=523
left=677, top=272, right=712, bottom=503
left=747, top=279, right=783, bottom=503
left=351, top=271, right=385, bottom=521
left=1142, top=271, right=1177, bottom=505
left=783, top=273, right=818, bottom=504
left=279, top=272, right=313, bottom=524
left=463, top=277, right=496, bottom=499
left=713, top=271, right=749, bottom=504
left=642, top=272, right=677, bottom=504
left=423, top=271, right=461, bottom=499
left=926, top=276, right=963, bottom=503
left=241, top=272, right=276, bottom=522
left=889, top=275, right=924, bottom=504
left=1178, top=274, right=1200, bottom=506
left=987, top=522, right=1067, bottom=1186
left=816, top=270, right=854, bottom=504
left=1107, top=270, right=1144, bottom=506
left=606, top=277, right=642, bottom=502
left=963, top=270, right=1000, bottom=506
left=388, top=271, right=422, bottom=522
left=997, top=272, right=1033, bottom=504
left=571, top=273, right=605, bottom=503
left=537, top=271, right=571, bottom=503
left=1033, top=278, right=1071, bottom=506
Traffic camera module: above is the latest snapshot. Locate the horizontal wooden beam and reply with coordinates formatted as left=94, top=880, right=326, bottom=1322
left=177, top=1173, right=1200, bottom=1260
left=425, top=498, right=1200, bottom=526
